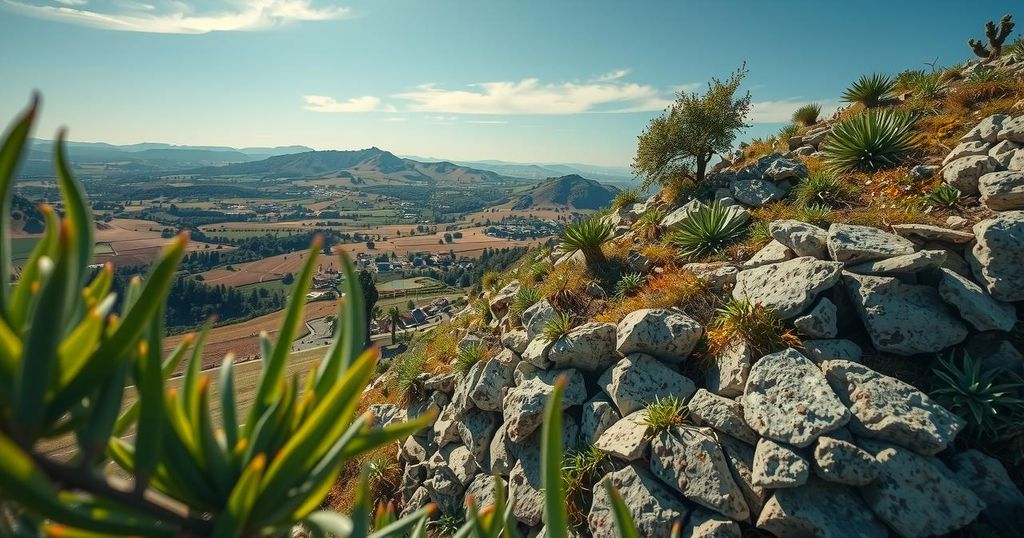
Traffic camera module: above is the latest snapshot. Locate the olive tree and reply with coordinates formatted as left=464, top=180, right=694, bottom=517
left=633, top=65, right=751, bottom=190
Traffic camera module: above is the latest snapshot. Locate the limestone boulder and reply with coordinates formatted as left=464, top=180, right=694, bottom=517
left=812, top=436, right=880, bottom=486
left=588, top=465, right=689, bottom=538
left=581, top=394, right=621, bottom=446
left=942, top=155, right=1000, bottom=194
left=521, top=299, right=556, bottom=338
left=683, top=509, right=742, bottom=538
left=962, top=113, right=1008, bottom=143
left=594, top=410, right=652, bottom=461
left=800, top=339, right=862, bottom=364
left=503, top=368, right=586, bottom=442
left=979, top=170, right=1024, bottom=210
left=706, top=340, right=752, bottom=398
left=757, top=478, right=887, bottom=538
left=688, top=388, right=758, bottom=444
left=968, top=211, right=1024, bottom=301
left=845, top=249, right=947, bottom=275
left=733, top=257, right=843, bottom=319
left=469, top=356, right=514, bottom=412
left=742, top=348, right=849, bottom=447
left=770, top=219, right=828, bottom=258
left=826, top=223, right=916, bottom=265
left=650, top=426, right=750, bottom=521
left=752, top=438, right=810, bottom=488
left=937, top=268, right=1017, bottom=332
left=741, top=240, right=794, bottom=269
left=547, top=322, right=618, bottom=371
left=599, top=353, right=696, bottom=416
left=793, top=297, right=838, bottom=338
left=891, top=223, right=975, bottom=244
left=822, top=360, right=965, bottom=455
left=731, top=179, right=785, bottom=207
left=615, top=308, right=703, bottom=363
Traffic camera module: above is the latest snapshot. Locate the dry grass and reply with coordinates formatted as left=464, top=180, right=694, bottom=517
left=539, top=260, right=593, bottom=313
left=324, top=444, right=401, bottom=514
left=595, top=267, right=717, bottom=324
left=639, top=243, right=676, bottom=265
left=705, top=299, right=801, bottom=358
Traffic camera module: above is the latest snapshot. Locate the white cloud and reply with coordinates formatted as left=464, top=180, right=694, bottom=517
left=302, top=95, right=393, bottom=113
left=749, top=99, right=839, bottom=123
left=593, top=69, right=630, bottom=82
left=393, top=77, right=671, bottom=115
left=423, top=115, right=458, bottom=122
left=2, top=0, right=349, bottom=34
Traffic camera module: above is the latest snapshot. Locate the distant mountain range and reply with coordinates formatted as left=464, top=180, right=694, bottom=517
left=401, top=155, right=636, bottom=185
left=509, top=174, right=619, bottom=210
left=187, top=147, right=510, bottom=185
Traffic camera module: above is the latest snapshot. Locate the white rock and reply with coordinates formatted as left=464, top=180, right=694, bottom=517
left=962, top=113, right=1008, bottom=143
left=826, top=223, right=916, bottom=265
left=599, top=353, right=696, bottom=416
left=757, top=478, right=887, bottom=538
left=615, top=308, right=703, bottom=363
left=741, top=240, right=793, bottom=268
left=942, top=140, right=990, bottom=165
left=770, top=219, right=828, bottom=258
left=937, top=268, right=1017, bottom=332
left=942, top=155, right=1000, bottom=194
left=650, top=426, right=750, bottom=521
left=548, top=322, right=618, bottom=371
left=594, top=410, right=652, bottom=461
left=688, top=388, right=758, bottom=444
left=793, top=297, right=838, bottom=338
left=979, top=170, right=1024, bottom=210
left=706, top=340, right=752, bottom=398
left=752, top=438, right=810, bottom=488
left=733, top=257, right=843, bottom=319
left=588, top=465, right=689, bottom=538
left=967, top=211, right=1024, bottom=301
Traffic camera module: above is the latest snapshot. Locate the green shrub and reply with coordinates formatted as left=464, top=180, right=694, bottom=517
left=559, top=217, right=613, bottom=273
left=708, top=299, right=799, bottom=356
left=922, top=184, right=963, bottom=209
left=794, top=203, right=835, bottom=226
left=393, top=352, right=428, bottom=395
left=540, top=311, right=576, bottom=343
left=632, top=207, right=666, bottom=241
left=895, top=70, right=943, bottom=100
left=508, top=285, right=542, bottom=325
left=644, top=396, right=690, bottom=433
left=966, top=68, right=1011, bottom=84
left=792, top=172, right=859, bottom=208
left=792, top=103, right=822, bottom=126
left=613, top=272, right=645, bottom=299
left=932, top=352, right=1024, bottom=440
left=841, top=73, right=895, bottom=107
left=453, top=343, right=487, bottom=376
left=777, top=123, right=801, bottom=141
left=667, top=201, right=748, bottom=259
left=821, top=109, right=919, bottom=171
left=0, top=99, right=433, bottom=536
left=612, top=188, right=642, bottom=210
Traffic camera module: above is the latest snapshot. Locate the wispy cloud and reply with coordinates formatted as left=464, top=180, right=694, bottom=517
left=593, top=69, right=630, bottom=82
left=2, top=0, right=349, bottom=34
left=749, top=99, right=839, bottom=123
left=466, top=120, right=507, bottom=125
left=302, top=95, right=394, bottom=113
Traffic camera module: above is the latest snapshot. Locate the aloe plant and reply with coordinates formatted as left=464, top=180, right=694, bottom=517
left=0, top=97, right=433, bottom=536
left=821, top=109, right=919, bottom=172
left=841, top=73, right=895, bottom=108
left=558, top=217, right=613, bottom=273
left=667, top=201, right=748, bottom=259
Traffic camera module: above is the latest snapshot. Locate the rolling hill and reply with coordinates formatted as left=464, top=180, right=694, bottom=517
left=509, top=174, right=619, bottom=210
left=188, top=147, right=514, bottom=185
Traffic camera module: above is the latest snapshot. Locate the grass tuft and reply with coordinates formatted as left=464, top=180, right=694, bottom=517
left=706, top=299, right=800, bottom=357
left=540, top=311, right=576, bottom=343
left=842, top=73, right=895, bottom=107
left=792, top=103, right=822, bottom=127
left=613, top=272, right=645, bottom=299
left=453, top=342, right=487, bottom=376
left=643, top=396, right=690, bottom=433
left=792, top=172, right=860, bottom=208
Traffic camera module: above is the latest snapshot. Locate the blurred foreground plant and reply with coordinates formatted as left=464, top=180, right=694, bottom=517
left=0, top=97, right=433, bottom=537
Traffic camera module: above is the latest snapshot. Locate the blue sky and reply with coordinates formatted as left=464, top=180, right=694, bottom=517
left=0, top=0, right=1016, bottom=167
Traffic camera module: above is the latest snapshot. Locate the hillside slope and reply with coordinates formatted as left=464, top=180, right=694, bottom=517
left=509, top=174, right=619, bottom=210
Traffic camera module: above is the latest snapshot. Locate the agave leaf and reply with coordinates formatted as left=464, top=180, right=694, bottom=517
left=8, top=204, right=59, bottom=332
left=304, top=511, right=354, bottom=538
left=220, top=354, right=239, bottom=454
left=604, top=481, right=641, bottom=538
left=132, top=314, right=165, bottom=491
left=367, top=505, right=434, bottom=538
left=211, top=454, right=266, bottom=538
left=77, top=358, right=128, bottom=466
left=112, top=333, right=194, bottom=437
left=541, top=375, right=569, bottom=538
left=337, top=412, right=435, bottom=461
left=316, top=250, right=365, bottom=393
left=0, top=95, right=38, bottom=312
left=53, top=131, right=94, bottom=317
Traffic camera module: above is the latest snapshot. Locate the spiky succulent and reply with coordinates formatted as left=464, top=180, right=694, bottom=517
left=922, top=184, right=963, bottom=209
left=558, top=217, right=613, bottom=272
left=932, top=352, right=1024, bottom=440
left=667, top=201, right=748, bottom=259
left=613, top=272, right=645, bottom=299
left=821, top=109, right=919, bottom=172
left=792, top=103, right=821, bottom=126
left=841, top=73, right=895, bottom=107
left=632, top=208, right=667, bottom=241
left=453, top=343, right=487, bottom=376
left=540, top=312, right=576, bottom=343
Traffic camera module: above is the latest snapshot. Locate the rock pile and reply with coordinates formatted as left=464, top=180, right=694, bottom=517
left=385, top=212, right=1023, bottom=536
left=944, top=114, right=1024, bottom=211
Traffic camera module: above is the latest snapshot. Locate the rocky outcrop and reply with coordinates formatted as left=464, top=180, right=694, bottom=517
left=614, top=308, right=702, bottom=363
left=967, top=211, right=1024, bottom=301
left=599, top=353, right=696, bottom=416
left=733, top=257, right=843, bottom=319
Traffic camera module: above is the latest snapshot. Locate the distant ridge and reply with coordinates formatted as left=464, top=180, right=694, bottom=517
left=510, top=174, right=619, bottom=210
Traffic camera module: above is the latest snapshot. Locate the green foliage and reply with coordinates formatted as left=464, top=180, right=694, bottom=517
left=894, top=69, right=944, bottom=100
left=821, top=109, right=919, bottom=172
left=777, top=123, right=801, bottom=141
left=632, top=207, right=667, bottom=241
left=792, top=103, right=822, bottom=126
left=932, top=352, right=1024, bottom=440
left=612, top=188, right=643, bottom=210
left=965, top=68, right=1011, bottom=84
left=969, top=14, right=1015, bottom=59
left=643, top=396, right=690, bottom=433
left=392, top=352, right=428, bottom=396
left=559, top=217, right=613, bottom=272
left=667, top=201, right=748, bottom=259
left=922, top=184, right=963, bottom=209
left=841, top=73, right=895, bottom=108
left=0, top=99, right=433, bottom=536
left=792, top=172, right=859, bottom=208
left=540, top=311, right=575, bottom=343
left=1007, top=37, right=1024, bottom=60
left=453, top=343, right=487, bottom=376
left=793, top=203, right=834, bottom=226
left=562, top=445, right=608, bottom=528
left=508, top=285, right=542, bottom=326
left=633, top=65, right=752, bottom=188
left=709, top=299, right=799, bottom=356
left=613, top=272, right=645, bottom=299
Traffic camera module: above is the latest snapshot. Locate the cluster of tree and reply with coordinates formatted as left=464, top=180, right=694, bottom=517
left=185, top=230, right=357, bottom=272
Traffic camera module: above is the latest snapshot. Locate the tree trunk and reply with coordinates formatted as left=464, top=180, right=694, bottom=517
left=696, top=153, right=709, bottom=183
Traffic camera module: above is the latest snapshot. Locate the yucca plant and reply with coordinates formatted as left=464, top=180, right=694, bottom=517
left=0, top=98, right=433, bottom=537
left=508, top=285, right=542, bottom=326
left=558, top=217, right=613, bottom=274
left=841, top=73, right=895, bottom=108
left=540, top=312, right=576, bottom=343
left=613, top=272, right=645, bottom=299
left=792, top=172, right=859, bottom=208
left=667, top=201, right=748, bottom=259
left=631, top=207, right=667, bottom=241
left=611, top=188, right=642, bottom=210
left=932, top=352, right=1024, bottom=441
left=922, top=184, right=963, bottom=209
left=792, top=103, right=822, bottom=126
left=895, top=70, right=943, bottom=100
left=453, top=342, right=487, bottom=376
left=777, top=123, right=801, bottom=141
left=821, top=109, right=920, bottom=172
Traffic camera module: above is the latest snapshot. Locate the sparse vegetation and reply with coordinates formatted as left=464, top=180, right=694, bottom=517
left=792, top=103, right=822, bottom=127
left=453, top=342, right=487, bottom=375
left=541, top=311, right=576, bottom=343
left=792, top=171, right=860, bottom=208
left=612, top=188, right=643, bottom=210
left=644, top=396, right=690, bottom=432
left=562, top=445, right=609, bottom=528
left=821, top=109, right=919, bottom=171
left=932, top=352, right=1024, bottom=441
left=777, top=123, right=801, bottom=141
left=842, top=73, right=895, bottom=108
left=922, top=184, right=963, bottom=209
left=667, top=201, right=748, bottom=259
left=539, top=259, right=593, bottom=312
left=559, top=216, right=614, bottom=273
left=509, top=285, right=542, bottom=325
left=633, top=65, right=752, bottom=188
left=632, top=207, right=667, bottom=241
left=707, top=299, right=800, bottom=357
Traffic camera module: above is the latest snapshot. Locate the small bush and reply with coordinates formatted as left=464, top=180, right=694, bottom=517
left=966, top=68, right=1011, bottom=84
left=562, top=445, right=609, bottom=528
left=453, top=342, right=487, bottom=376
left=596, top=268, right=717, bottom=324
left=644, top=396, right=690, bottom=433
left=707, top=299, right=800, bottom=357
left=921, top=184, right=963, bottom=209
left=612, top=188, right=643, bottom=210
left=932, top=352, right=1024, bottom=441
left=792, top=103, right=822, bottom=126
left=632, top=207, right=667, bottom=241
left=393, top=352, right=428, bottom=396
left=613, top=272, right=645, bottom=299
left=842, top=73, right=895, bottom=107
left=792, top=172, right=860, bottom=208
left=541, top=311, right=576, bottom=343
left=793, top=203, right=834, bottom=226
left=667, top=201, right=748, bottom=259
left=509, top=285, right=542, bottom=325
left=821, top=109, right=919, bottom=172
left=559, top=217, right=614, bottom=272
left=777, top=123, right=801, bottom=141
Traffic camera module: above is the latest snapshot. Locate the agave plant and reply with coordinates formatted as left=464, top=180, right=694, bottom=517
left=922, top=184, right=963, bottom=209
left=613, top=272, right=645, bottom=299
left=631, top=207, right=667, bottom=241
left=841, top=73, right=895, bottom=108
left=791, top=103, right=822, bottom=126
left=540, top=311, right=576, bottom=343
left=932, top=352, right=1024, bottom=440
left=0, top=98, right=432, bottom=536
left=558, top=217, right=613, bottom=273
left=667, top=201, right=748, bottom=259
left=821, top=109, right=919, bottom=172
left=453, top=342, right=487, bottom=376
